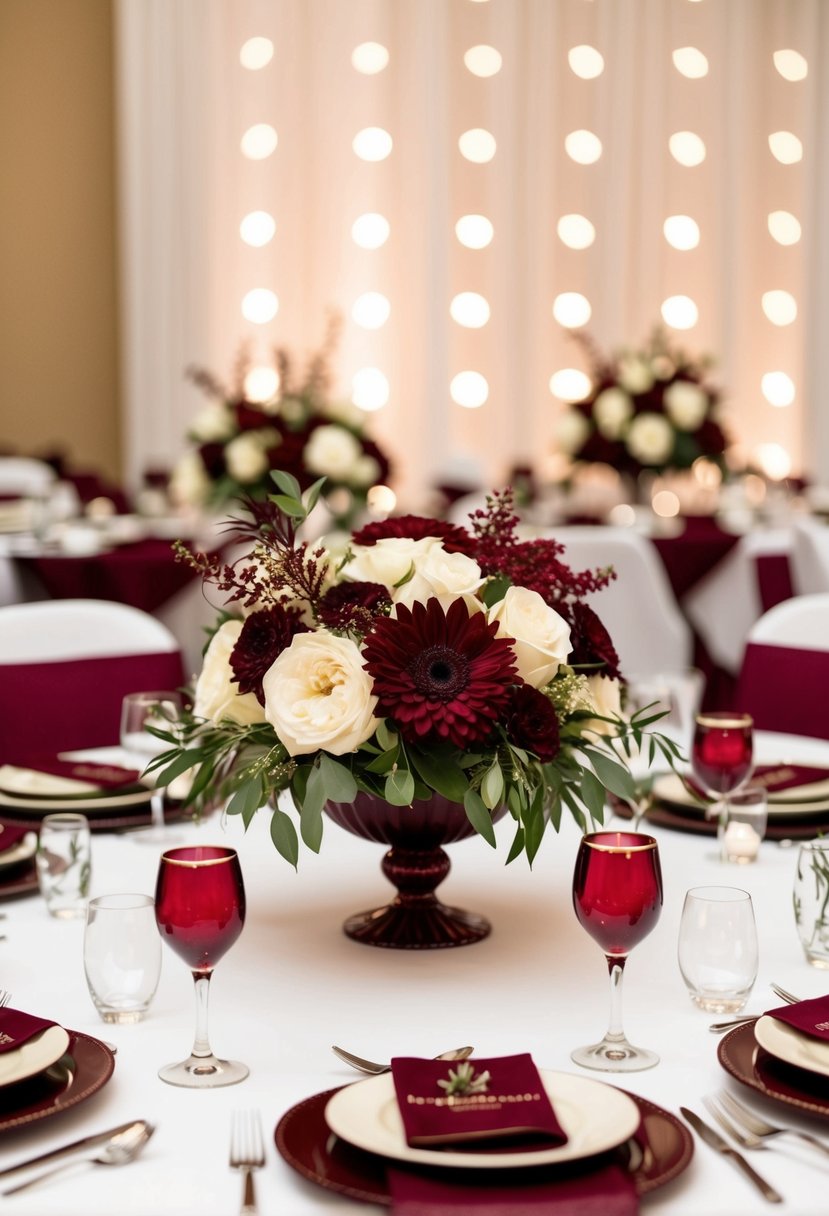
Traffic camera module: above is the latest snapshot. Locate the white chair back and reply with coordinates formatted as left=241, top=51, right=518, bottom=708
left=0, top=599, right=180, bottom=662
left=0, top=457, right=56, bottom=497
left=744, top=592, right=829, bottom=652
left=790, top=518, right=829, bottom=596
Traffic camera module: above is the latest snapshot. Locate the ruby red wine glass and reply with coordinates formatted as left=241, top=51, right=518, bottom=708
left=154, top=845, right=248, bottom=1088
left=571, top=831, right=663, bottom=1072
left=691, top=711, right=754, bottom=827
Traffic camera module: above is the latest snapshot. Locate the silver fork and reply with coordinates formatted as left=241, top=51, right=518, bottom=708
left=229, top=1110, right=265, bottom=1216
left=0, top=990, right=11, bottom=1009
left=704, top=1095, right=768, bottom=1152
left=719, top=1090, right=829, bottom=1161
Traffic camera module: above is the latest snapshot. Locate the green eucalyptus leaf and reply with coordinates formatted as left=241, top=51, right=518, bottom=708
left=463, top=790, right=496, bottom=848
left=409, top=749, right=467, bottom=801
left=303, top=476, right=327, bottom=514
left=375, top=720, right=398, bottom=752
left=270, top=494, right=307, bottom=519
left=270, top=470, right=303, bottom=499
left=319, top=754, right=357, bottom=802
left=481, top=762, right=504, bottom=810
left=365, top=746, right=400, bottom=774
left=579, top=768, right=607, bottom=823
left=154, top=750, right=205, bottom=787
left=583, top=748, right=636, bottom=800
left=270, top=807, right=299, bottom=869
left=505, top=824, right=526, bottom=864
left=384, top=768, right=415, bottom=806
left=300, top=765, right=326, bottom=851
left=480, top=575, right=512, bottom=607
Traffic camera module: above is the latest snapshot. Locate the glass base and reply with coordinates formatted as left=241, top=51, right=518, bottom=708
left=804, top=951, right=829, bottom=970
left=689, top=992, right=748, bottom=1013
left=96, top=1007, right=147, bottom=1025
left=571, top=1035, right=659, bottom=1073
left=158, top=1053, right=249, bottom=1088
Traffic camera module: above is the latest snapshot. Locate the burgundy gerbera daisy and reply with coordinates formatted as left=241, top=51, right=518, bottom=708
left=351, top=515, right=477, bottom=556
left=317, top=581, right=391, bottom=632
left=505, top=685, right=560, bottom=763
left=230, top=605, right=310, bottom=704
left=362, top=598, right=518, bottom=747
left=566, top=602, right=621, bottom=680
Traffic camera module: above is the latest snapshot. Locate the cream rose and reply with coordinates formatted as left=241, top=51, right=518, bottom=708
left=584, top=674, right=623, bottom=736
left=342, top=536, right=437, bottom=591
left=487, top=586, right=571, bottom=688
left=169, top=451, right=211, bottom=507
left=190, top=401, right=235, bottom=442
left=262, top=632, right=378, bottom=756
left=593, top=387, right=633, bottom=440
left=664, top=380, right=708, bottom=431
left=351, top=453, right=381, bottom=487
left=394, top=544, right=484, bottom=609
left=225, top=433, right=270, bottom=483
left=618, top=355, right=654, bottom=395
left=555, top=409, right=590, bottom=455
left=193, top=621, right=265, bottom=726
left=305, top=424, right=362, bottom=479
left=626, top=413, right=674, bottom=465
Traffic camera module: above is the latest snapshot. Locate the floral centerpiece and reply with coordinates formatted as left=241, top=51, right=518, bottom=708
left=555, top=329, right=729, bottom=481
left=169, top=322, right=391, bottom=530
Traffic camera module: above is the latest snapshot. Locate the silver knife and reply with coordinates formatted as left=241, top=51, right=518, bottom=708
left=680, top=1107, right=783, bottom=1203
left=0, top=1119, right=145, bottom=1179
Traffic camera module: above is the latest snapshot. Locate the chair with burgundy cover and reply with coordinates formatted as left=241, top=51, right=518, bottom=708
left=735, top=593, right=829, bottom=740
left=0, top=457, right=56, bottom=497
left=790, top=517, right=829, bottom=595
left=0, top=598, right=185, bottom=764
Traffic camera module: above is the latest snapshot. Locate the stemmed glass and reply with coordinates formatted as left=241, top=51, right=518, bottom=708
left=691, top=712, right=754, bottom=832
left=120, top=691, right=183, bottom=845
left=571, top=831, right=663, bottom=1072
left=155, top=845, right=248, bottom=1087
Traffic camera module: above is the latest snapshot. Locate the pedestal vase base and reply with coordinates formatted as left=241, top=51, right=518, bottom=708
left=343, top=900, right=491, bottom=950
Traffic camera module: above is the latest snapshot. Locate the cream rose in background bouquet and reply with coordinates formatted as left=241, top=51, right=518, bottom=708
left=153, top=474, right=679, bottom=866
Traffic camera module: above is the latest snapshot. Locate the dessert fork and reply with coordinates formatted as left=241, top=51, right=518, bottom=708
left=718, top=1090, right=829, bottom=1160
left=229, top=1109, right=265, bottom=1215
left=332, top=1044, right=474, bottom=1075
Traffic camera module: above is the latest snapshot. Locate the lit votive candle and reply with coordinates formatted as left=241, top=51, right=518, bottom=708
left=722, top=819, right=761, bottom=864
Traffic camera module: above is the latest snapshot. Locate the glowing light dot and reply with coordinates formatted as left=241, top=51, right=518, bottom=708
left=653, top=490, right=681, bottom=518
left=352, top=368, right=389, bottom=411
left=568, top=45, right=604, bottom=79
left=774, top=49, right=808, bottom=81
left=608, top=504, right=637, bottom=527
left=244, top=367, right=279, bottom=403
left=769, top=131, right=803, bottom=164
left=455, top=215, right=494, bottom=248
left=450, top=292, right=490, bottom=328
left=351, top=213, right=390, bottom=249
left=663, top=215, right=700, bottom=250
left=367, top=484, right=397, bottom=515
left=353, top=127, right=393, bottom=161
left=557, top=214, right=595, bottom=249
left=450, top=372, right=489, bottom=409
left=352, top=292, right=390, bottom=329
left=459, top=129, right=496, bottom=163
left=762, top=291, right=797, bottom=326
left=761, top=372, right=795, bottom=407
left=240, top=124, right=278, bottom=160
left=549, top=369, right=591, bottom=402
left=661, top=295, right=698, bottom=329
left=239, top=37, right=274, bottom=70
left=767, top=211, right=801, bottom=245
left=351, top=43, right=389, bottom=74
left=464, top=45, right=502, bottom=77
left=239, top=211, right=275, bottom=247
left=565, top=129, right=602, bottom=164
left=241, top=289, right=279, bottom=324
left=552, top=293, right=592, bottom=328
left=756, top=443, right=792, bottom=481
left=669, top=131, right=706, bottom=166
left=672, top=47, right=709, bottom=78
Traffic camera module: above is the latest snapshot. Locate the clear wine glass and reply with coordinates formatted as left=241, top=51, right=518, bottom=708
left=155, top=845, right=248, bottom=1087
left=120, top=691, right=183, bottom=845
left=571, top=830, right=663, bottom=1072
left=691, top=711, right=754, bottom=833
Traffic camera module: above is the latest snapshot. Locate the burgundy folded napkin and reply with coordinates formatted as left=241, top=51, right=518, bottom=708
left=752, top=765, right=829, bottom=794
left=767, top=995, right=829, bottom=1042
left=0, top=823, right=35, bottom=854
left=391, top=1055, right=567, bottom=1149
left=0, top=757, right=140, bottom=793
left=0, top=1008, right=58, bottom=1054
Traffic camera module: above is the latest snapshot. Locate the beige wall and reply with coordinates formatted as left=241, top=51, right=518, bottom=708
left=0, top=0, right=120, bottom=481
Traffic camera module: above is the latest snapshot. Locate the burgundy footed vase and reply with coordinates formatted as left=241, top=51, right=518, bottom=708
left=324, top=792, right=505, bottom=950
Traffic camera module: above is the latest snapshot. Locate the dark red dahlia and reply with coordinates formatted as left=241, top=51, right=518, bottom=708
left=198, top=443, right=226, bottom=479
left=233, top=401, right=270, bottom=431
left=362, top=598, right=518, bottom=747
left=351, top=515, right=477, bottom=556
left=505, top=685, right=560, bottom=762
left=230, top=605, right=310, bottom=704
left=565, top=602, right=621, bottom=680
left=317, top=581, right=391, bottom=632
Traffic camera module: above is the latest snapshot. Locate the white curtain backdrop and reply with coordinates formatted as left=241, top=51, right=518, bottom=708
left=115, top=0, right=829, bottom=507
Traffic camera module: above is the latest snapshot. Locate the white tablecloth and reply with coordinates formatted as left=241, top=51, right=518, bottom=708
left=1, top=733, right=828, bottom=1214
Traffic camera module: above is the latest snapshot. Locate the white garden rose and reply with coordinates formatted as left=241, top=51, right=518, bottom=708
left=663, top=380, right=708, bottom=431
left=351, top=453, right=381, bottom=487
left=593, top=387, right=633, bottom=440
left=487, top=585, right=572, bottom=688
left=305, top=424, right=362, bottom=479
left=343, top=536, right=437, bottom=591
left=190, top=401, right=235, bottom=442
left=556, top=409, right=590, bottom=455
left=584, top=674, right=623, bottom=736
left=262, top=632, right=378, bottom=756
left=169, top=451, right=211, bottom=507
left=193, top=621, right=265, bottom=726
left=394, top=544, right=485, bottom=609
left=225, top=433, right=270, bottom=483
left=626, top=412, right=674, bottom=465
left=618, top=355, right=654, bottom=395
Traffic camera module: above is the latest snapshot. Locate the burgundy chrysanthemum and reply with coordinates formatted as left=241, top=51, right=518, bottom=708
left=233, top=401, right=270, bottom=432
left=566, top=602, right=621, bottom=680
left=505, top=685, right=560, bottom=762
left=362, top=598, right=518, bottom=747
left=317, top=581, right=391, bottom=632
left=351, top=516, right=477, bottom=556
left=230, top=606, right=310, bottom=704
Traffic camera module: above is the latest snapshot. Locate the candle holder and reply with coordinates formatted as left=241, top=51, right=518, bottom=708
left=718, top=786, right=767, bottom=864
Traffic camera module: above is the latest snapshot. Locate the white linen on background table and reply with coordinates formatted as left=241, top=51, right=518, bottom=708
left=1, top=733, right=828, bottom=1214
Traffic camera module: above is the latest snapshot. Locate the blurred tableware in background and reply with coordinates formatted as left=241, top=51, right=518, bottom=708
left=36, top=812, right=91, bottom=919
left=718, top=786, right=768, bottom=864
left=793, top=839, right=829, bottom=969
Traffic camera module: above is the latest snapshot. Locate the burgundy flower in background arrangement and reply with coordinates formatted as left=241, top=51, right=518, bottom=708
left=565, top=602, right=622, bottom=682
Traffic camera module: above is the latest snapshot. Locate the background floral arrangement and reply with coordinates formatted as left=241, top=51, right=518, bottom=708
left=154, top=475, right=679, bottom=867
left=555, top=329, right=730, bottom=480
left=169, top=320, right=391, bottom=530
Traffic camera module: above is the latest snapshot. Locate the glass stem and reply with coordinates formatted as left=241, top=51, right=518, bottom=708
left=605, top=956, right=627, bottom=1042
left=150, top=790, right=165, bottom=833
left=191, top=972, right=213, bottom=1059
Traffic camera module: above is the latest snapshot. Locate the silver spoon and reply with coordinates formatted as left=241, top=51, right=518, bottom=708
left=2, top=1121, right=154, bottom=1196
left=332, top=1044, right=474, bottom=1075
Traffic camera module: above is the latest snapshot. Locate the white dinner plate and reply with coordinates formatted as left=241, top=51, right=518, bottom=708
left=652, top=773, right=829, bottom=817
left=0, top=787, right=152, bottom=816
left=0, top=1025, right=71, bottom=1089
left=324, top=1069, right=641, bottom=1170
left=0, top=832, right=37, bottom=872
left=755, top=1016, right=829, bottom=1079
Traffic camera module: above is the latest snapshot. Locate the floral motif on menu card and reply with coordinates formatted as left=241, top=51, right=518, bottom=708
left=152, top=478, right=681, bottom=867
left=169, top=317, right=392, bottom=530
left=555, top=328, right=730, bottom=480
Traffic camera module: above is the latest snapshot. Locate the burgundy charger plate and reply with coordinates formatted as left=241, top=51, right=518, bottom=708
left=274, top=1086, right=693, bottom=1206
left=612, top=798, right=829, bottom=841
left=0, top=1031, right=115, bottom=1134
left=718, top=1021, right=829, bottom=1119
